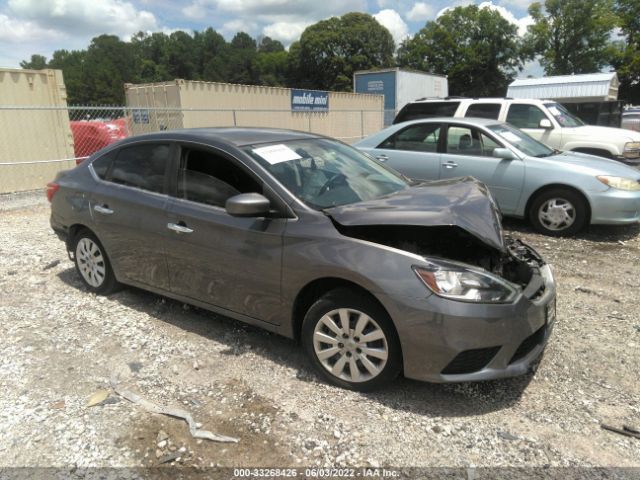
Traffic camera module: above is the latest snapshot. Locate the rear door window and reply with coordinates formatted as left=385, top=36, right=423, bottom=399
left=394, top=102, right=460, bottom=123
left=464, top=103, right=501, bottom=120
left=107, top=143, right=170, bottom=193
left=378, top=123, right=441, bottom=152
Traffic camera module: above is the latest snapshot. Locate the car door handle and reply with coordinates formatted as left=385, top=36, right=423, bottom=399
left=93, top=204, right=114, bottom=215
left=442, top=161, right=458, bottom=169
left=167, top=222, right=194, bottom=234
left=376, top=154, right=388, bottom=162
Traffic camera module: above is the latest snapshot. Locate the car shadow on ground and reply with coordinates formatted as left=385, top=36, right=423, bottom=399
left=57, top=267, right=535, bottom=418
left=502, top=217, right=640, bottom=243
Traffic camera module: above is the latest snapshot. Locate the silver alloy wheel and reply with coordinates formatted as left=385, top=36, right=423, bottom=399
left=312, top=308, right=388, bottom=383
left=76, top=237, right=106, bottom=288
left=538, top=197, right=576, bottom=231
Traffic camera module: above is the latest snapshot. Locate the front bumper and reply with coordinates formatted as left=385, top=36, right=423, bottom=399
left=589, top=189, right=640, bottom=225
left=381, top=263, right=556, bottom=383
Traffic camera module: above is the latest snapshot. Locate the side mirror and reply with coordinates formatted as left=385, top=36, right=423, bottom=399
left=225, top=193, right=271, bottom=217
left=539, top=118, right=553, bottom=129
left=493, top=148, right=516, bottom=160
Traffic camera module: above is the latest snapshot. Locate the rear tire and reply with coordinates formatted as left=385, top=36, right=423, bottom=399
left=301, top=288, right=401, bottom=391
left=72, top=229, right=120, bottom=295
left=528, top=188, right=588, bottom=236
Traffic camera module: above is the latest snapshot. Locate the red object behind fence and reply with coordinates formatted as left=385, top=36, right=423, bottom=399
left=70, top=118, right=128, bottom=163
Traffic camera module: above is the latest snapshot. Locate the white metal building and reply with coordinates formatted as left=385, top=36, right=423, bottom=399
left=507, top=72, right=619, bottom=103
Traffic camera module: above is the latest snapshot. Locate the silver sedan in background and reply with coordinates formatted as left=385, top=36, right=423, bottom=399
left=355, top=118, right=640, bottom=236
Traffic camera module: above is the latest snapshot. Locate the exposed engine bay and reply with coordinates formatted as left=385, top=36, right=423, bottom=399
left=333, top=224, right=545, bottom=288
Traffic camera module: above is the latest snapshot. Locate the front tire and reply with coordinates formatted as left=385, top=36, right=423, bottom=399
left=301, top=288, right=401, bottom=391
left=529, top=188, right=588, bottom=236
left=72, top=230, right=120, bottom=294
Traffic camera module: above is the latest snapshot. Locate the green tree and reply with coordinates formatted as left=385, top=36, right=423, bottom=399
left=225, top=32, right=258, bottom=84
left=130, top=32, right=171, bottom=83
left=254, top=50, right=289, bottom=86
left=164, top=31, right=198, bottom=79
left=257, top=36, right=284, bottom=53
left=397, top=6, right=523, bottom=96
left=48, top=49, right=88, bottom=104
left=82, top=35, right=137, bottom=104
left=611, top=0, right=640, bottom=104
left=523, top=0, right=617, bottom=75
left=193, top=28, right=228, bottom=81
left=292, top=12, right=395, bottom=91
left=20, top=54, right=48, bottom=70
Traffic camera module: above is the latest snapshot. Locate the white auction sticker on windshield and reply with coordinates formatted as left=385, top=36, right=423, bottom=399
left=253, top=144, right=301, bottom=165
left=499, top=131, right=520, bottom=143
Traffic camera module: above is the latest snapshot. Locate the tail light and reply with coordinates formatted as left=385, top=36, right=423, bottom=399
left=46, top=182, right=60, bottom=202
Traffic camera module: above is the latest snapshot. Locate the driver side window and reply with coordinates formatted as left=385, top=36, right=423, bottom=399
left=177, top=147, right=262, bottom=208
left=507, top=104, right=549, bottom=129
left=446, top=126, right=502, bottom=157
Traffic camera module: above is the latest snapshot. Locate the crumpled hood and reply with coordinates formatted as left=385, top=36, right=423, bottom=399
left=325, top=176, right=505, bottom=251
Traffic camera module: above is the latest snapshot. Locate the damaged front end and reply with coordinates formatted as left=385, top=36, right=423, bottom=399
left=332, top=223, right=545, bottom=302
left=326, top=177, right=548, bottom=303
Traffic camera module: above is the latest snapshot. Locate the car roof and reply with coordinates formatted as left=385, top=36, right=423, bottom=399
left=395, top=116, right=504, bottom=128
left=408, top=97, right=556, bottom=104
left=116, top=127, right=322, bottom=148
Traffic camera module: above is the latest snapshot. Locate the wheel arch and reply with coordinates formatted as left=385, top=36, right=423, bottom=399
left=291, top=278, right=397, bottom=344
left=65, top=224, right=95, bottom=252
left=524, top=183, right=592, bottom=225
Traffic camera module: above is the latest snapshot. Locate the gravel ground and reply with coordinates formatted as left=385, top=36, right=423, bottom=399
left=1, top=190, right=639, bottom=474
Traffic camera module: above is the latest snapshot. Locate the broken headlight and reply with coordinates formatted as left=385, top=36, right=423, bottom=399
left=413, top=259, right=518, bottom=303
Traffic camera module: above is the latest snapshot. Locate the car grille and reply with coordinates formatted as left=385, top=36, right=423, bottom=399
left=441, top=346, right=501, bottom=375
left=509, top=325, right=546, bottom=364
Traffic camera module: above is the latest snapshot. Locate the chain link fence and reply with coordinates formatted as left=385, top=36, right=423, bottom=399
left=0, top=106, right=394, bottom=194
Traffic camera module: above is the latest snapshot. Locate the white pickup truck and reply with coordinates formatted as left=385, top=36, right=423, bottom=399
left=394, top=97, right=640, bottom=165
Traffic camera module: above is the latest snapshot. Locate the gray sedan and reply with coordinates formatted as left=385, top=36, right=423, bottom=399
left=48, top=128, right=555, bottom=390
left=355, top=118, right=640, bottom=236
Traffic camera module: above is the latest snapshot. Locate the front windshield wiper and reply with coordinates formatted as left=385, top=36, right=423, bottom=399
left=535, top=149, right=562, bottom=158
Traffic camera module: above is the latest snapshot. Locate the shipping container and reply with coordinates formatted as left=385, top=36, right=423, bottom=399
left=0, top=68, right=75, bottom=193
left=124, top=80, right=384, bottom=144
left=353, top=68, right=449, bottom=125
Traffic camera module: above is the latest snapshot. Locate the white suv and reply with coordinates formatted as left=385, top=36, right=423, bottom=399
left=394, top=98, right=640, bottom=165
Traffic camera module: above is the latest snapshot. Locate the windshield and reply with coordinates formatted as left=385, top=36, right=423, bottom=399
left=488, top=123, right=555, bottom=158
left=245, top=138, right=409, bottom=209
left=544, top=102, right=584, bottom=127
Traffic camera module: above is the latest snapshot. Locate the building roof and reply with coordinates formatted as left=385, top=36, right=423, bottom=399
left=507, top=72, right=618, bottom=100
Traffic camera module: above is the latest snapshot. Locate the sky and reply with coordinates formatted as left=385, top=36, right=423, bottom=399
left=0, top=0, right=541, bottom=75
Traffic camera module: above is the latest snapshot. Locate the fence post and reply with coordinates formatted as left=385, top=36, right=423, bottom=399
left=233, top=110, right=237, bottom=126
